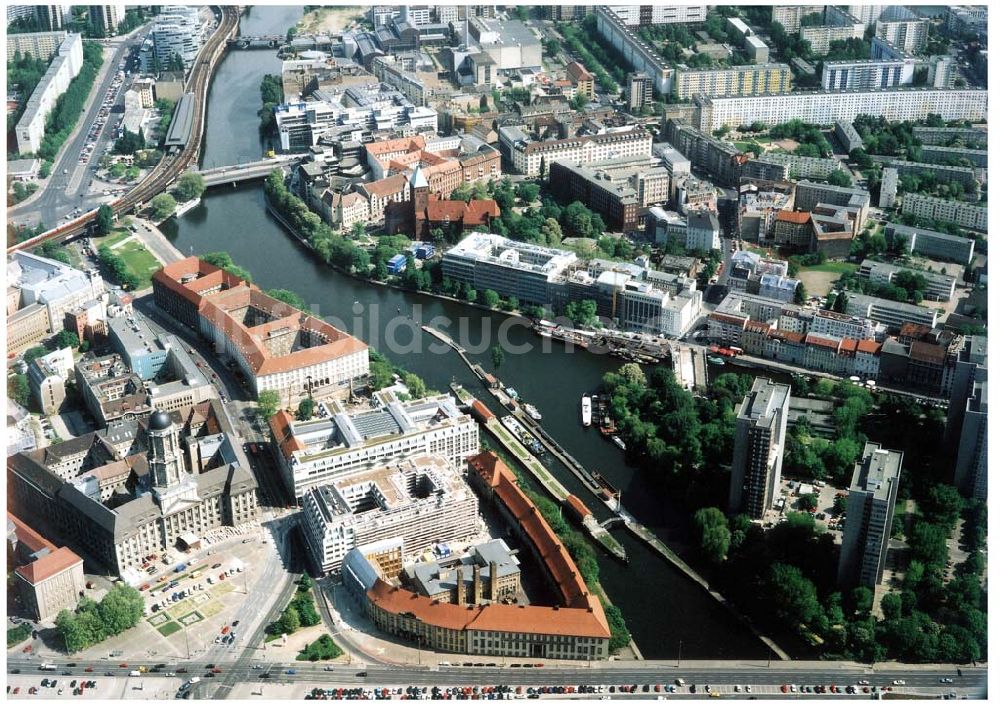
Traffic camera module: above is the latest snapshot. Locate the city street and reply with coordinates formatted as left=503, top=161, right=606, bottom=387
left=10, top=27, right=150, bottom=230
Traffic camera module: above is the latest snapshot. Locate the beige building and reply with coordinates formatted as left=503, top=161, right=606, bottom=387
left=674, top=64, right=792, bottom=100
left=8, top=304, right=52, bottom=356
left=8, top=404, right=259, bottom=575
left=9, top=514, right=86, bottom=622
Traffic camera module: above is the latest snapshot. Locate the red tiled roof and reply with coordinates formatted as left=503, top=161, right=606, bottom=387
left=805, top=333, right=842, bottom=351
left=563, top=494, right=592, bottom=521
left=565, top=61, right=594, bottom=82
left=7, top=513, right=57, bottom=555
left=366, top=580, right=610, bottom=639
left=14, top=546, right=82, bottom=585
left=269, top=410, right=305, bottom=459
left=776, top=210, right=811, bottom=224
left=856, top=339, right=881, bottom=354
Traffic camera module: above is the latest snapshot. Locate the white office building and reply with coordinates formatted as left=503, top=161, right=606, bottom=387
left=301, top=454, right=481, bottom=574
left=274, top=86, right=438, bottom=151
left=442, top=233, right=578, bottom=306
left=151, top=5, right=204, bottom=71
left=270, top=392, right=480, bottom=499
left=729, top=378, right=790, bottom=519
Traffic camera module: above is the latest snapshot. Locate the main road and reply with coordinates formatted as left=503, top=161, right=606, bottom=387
left=4, top=655, right=985, bottom=699
left=8, top=4, right=240, bottom=256
left=9, top=29, right=147, bottom=230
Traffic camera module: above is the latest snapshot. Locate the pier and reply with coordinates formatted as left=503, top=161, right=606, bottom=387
left=670, top=341, right=708, bottom=390
left=425, top=325, right=792, bottom=658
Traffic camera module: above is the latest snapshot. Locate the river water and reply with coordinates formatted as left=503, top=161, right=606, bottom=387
left=160, top=5, right=785, bottom=660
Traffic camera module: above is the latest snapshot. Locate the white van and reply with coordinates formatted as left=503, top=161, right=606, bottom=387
left=129, top=670, right=141, bottom=677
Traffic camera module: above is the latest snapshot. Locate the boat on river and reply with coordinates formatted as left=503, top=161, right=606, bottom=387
left=523, top=404, right=542, bottom=421
left=708, top=356, right=726, bottom=365
left=500, top=415, right=544, bottom=455
left=581, top=395, right=592, bottom=426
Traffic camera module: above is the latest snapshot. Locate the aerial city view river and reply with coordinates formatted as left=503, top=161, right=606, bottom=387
left=161, top=5, right=787, bottom=661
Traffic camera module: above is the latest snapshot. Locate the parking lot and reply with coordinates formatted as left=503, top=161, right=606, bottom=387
left=765, top=479, right=846, bottom=541
left=7, top=675, right=184, bottom=700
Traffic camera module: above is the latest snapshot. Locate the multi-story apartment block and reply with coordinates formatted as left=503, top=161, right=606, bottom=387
left=301, top=454, right=480, bottom=574
left=729, top=378, right=791, bottom=519
left=911, top=126, right=987, bottom=149
left=664, top=121, right=742, bottom=187
left=857, top=259, right=957, bottom=302
left=900, top=193, right=988, bottom=232
left=566, top=62, right=596, bottom=100
left=752, top=153, right=847, bottom=182
left=875, top=7, right=929, bottom=54
left=798, top=7, right=865, bottom=56
left=888, top=160, right=979, bottom=190
left=793, top=180, right=870, bottom=228
left=89, top=3, right=126, bottom=35
left=918, top=145, right=988, bottom=169
left=32, top=5, right=72, bottom=31
left=14, top=32, right=83, bottom=154
left=548, top=156, right=669, bottom=232
left=595, top=6, right=675, bottom=95
left=884, top=223, right=976, bottom=265
left=954, top=379, right=987, bottom=500
left=606, top=5, right=707, bottom=25
left=844, top=292, right=938, bottom=331
left=269, top=391, right=479, bottom=499
left=153, top=258, right=369, bottom=403
left=838, top=443, right=902, bottom=593
left=673, top=64, right=792, bottom=100
left=771, top=6, right=811, bottom=33
left=151, top=5, right=204, bottom=71
left=6, top=30, right=70, bottom=62
left=627, top=72, right=653, bottom=111
left=693, top=88, right=988, bottom=132
left=821, top=59, right=916, bottom=91
left=686, top=211, right=721, bottom=252
left=499, top=125, right=652, bottom=177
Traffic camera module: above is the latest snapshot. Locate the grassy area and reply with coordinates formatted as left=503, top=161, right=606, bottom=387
left=7, top=624, right=32, bottom=647
left=296, top=634, right=344, bottom=662
left=798, top=262, right=858, bottom=275
left=156, top=621, right=181, bottom=637
left=95, top=227, right=160, bottom=290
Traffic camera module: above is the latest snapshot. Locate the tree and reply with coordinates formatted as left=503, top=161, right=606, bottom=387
left=769, top=563, right=822, bottom=628
left=797, top=493, right=818, bottom=512
left=266, top=288, right=307, bottom=311
left=479, top=289, right=501, bottom=309
left=24, top=346, right=49, bottom=364
left=517, top=183, right=540, bottom=204
left=96, top=204, right=114, bottom=235
left=833, top=495, right=848, bottom=515
left=8, top=374, right=31, bottom=408
left=257, top=390, right=280, bottom=420
left=96, top=585, right=144, bottom=635
left=693, top=507, right=730, bottom=562
left=793, top=281, right=807, bottom=305
left=53, top=330, right=80, bottom=350
left=277, top=605, right=300, bottom=634
left=403, top=373, right=426, bottom=399
left=827, top=169, right=853, bottom=187
left=150, top=193, right=177, bottom=220
left=113, top=128, right=145, bottom=155
left=490, top=345, right=505, bottom=370
left=173, top=172, right=206, bottom=202
left=296, top=397, right=315, bottom=421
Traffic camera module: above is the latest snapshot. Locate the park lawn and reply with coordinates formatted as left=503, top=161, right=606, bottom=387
left=798, top=262, right=858, bottom=275
left=115, top=240, right=160, bottom=289
left=157, top=621, right=181, bottom=637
